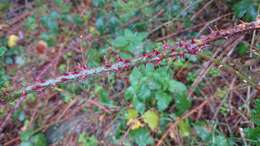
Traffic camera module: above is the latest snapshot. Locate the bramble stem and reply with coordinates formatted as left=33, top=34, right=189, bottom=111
left=0, top=20, right=259, bottom=133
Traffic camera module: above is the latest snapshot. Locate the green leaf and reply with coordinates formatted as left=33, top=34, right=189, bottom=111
left=168, top=80, right=187, bottom=95
left=142, top=110, right=159, bottom=130
left=126, top=108, right=138, bottom=120
left=50, top=11, right=60, bottom=19
left=138, top=84, right=151, bottom=100
left=147, top=79, right=161, bottom=90
left=211, top=134, right=230, bottom=146
left=129, top=68, right=142, bottom=86
left=155, top=92, right=173, bottom=111
left=168, top=80, right=191, bottom=114
left=133, top=98, right=145, bottom=114
left=96, top=85, right=113, bottom=107
left=20, top=129, right=34, bottom=141
left=86, top=49, right=101, bottom=67
left=0, top=47, right=7, bottom=56
left=194, top=126, right=211, bottom=141
left=20, top=142, right=33, bottom=146
left=252, top=99, right=260, bottom=125
left=73, top=15, right=84, bottom=26
left=0, top=69, right=8, bottom=88
left=124, top=87, right=135, bottom=100
left=54, top=0, right=63, bottom=7
left=235, top=42, right=248, bottom=55
left=0, top=2, right=10, bottom=12
left=145, top=63, right=154, bottom=73
left=178, top=119, right=190, bottom=137
left=119, top=52, right=133, bottom=59
left=129, top=128, right=154, bottom=146
left=78, top=133, right=97, bottom=146
left=20, top=130, right=47, bottom=146
left=30, top=133, right=48, bottom=146
left=24, top=16, right=37, bottom=31
left=175, top=94, right=191, bottom=115
left=245, top=99, right=260, bottom=144
left=233, top=0, right=257, bottom=21
left=112, top=36, right=129, bottom=48
left=40, top=11, right=60, bottom=33
left=60, top=3, right=71, bottom=13
left=40, top=32, right=57, bottom=47
left=245, top=127, right=260, bottom=143
left=95, top=17, right=105, bottom=34
left=92, top=0, right=105, bottom=7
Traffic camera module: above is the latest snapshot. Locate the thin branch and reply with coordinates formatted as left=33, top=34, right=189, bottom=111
left=10, top=20, right=260, bottom=96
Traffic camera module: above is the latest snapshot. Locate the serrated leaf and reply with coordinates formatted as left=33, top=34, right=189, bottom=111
left=175, top=94, right=191, bottom=115
left=155, top=92, right=173, bottom=111
left=133, top=98, right=145, bottom=114
left=142, top=110, right=159, bottom=130
left=124, top=87, right=135, bottom=100
left=129, top=128, right=154, bottom=146
left=129, top=68, right=142, bottom=86
left=168, top=80, right=187, bottom=95
left=138, top=84, right=151, bottom=100
left=112, top=36, right=129, bottom=48
left=126, top=108, right=138, bottom=120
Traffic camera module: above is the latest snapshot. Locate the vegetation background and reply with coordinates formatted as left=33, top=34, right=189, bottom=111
left=0, top=0, right=259, bottom=145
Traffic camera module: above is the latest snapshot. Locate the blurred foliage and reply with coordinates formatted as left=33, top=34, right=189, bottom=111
left=78, top=133, right=98, bottom=146
left=245, top=99, right=260, bottom=145
left=231, top=0, right=258, bottom=21
left=20, top=129, right=47, bottom=146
